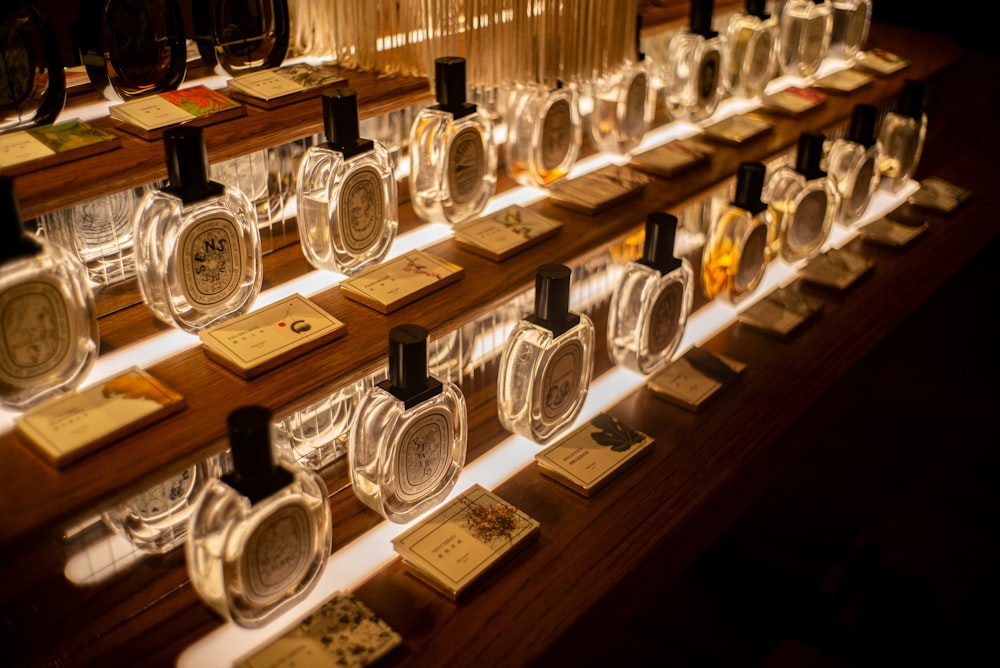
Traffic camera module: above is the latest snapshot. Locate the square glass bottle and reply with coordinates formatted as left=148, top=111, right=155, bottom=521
left=877, top=79, right=928, bottom=192
left=776, top=0, right=832, bottom=80
left=762, top=130, right=840, bottom=262
left=505, top=80, right=582, bottom=188
left=186, top=405, right=331, bottom=628
left=133, top=125, right=263, bottom=332
left=349, top=324, right=467, bottom=523
left=296, top=88, right=398, bottom=275
left=724, top=0, right=778, bottom=99
left=409, top=56, right=497, bottom=225
left=826, top=103, right=883, bottom=225
left=663, top=0, right=727, bottom=123
left=607, top=212, right=694, bottom=376
left=828, top=0, right=871, bottom=61
left=701, top=161, right=774, bottom=304
left=497, top=264, right=595, bottom=444
left=0, top=177, right=99, bottom=409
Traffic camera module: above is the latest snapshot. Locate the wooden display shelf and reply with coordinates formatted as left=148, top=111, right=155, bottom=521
left=0, top=22, right=987, bottom=668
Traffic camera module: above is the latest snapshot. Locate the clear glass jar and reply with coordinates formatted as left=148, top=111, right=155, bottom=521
left=663, top=0, right=727, bottom=122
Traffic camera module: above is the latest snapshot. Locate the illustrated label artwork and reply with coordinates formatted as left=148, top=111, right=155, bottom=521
left=243, top=503, right=313, bottom=605
left=541, top=340, right=583, bottom=421
left=180, top=215, right=243, bottom=307
left=0, top=278, right=73, bottom=385
left=541, top=98, right=572, bottom=171
left=622, top=72, right=648, bottom=139
left=448, top=126, right=485, bottom=204
left=697, top=50, right=721, bottom=106
left=396, top=410, right=450, bottom=501
left=338, top=166, right=385, bottom=254
left=129, top=467, right=196, bottom=520
left=645, top=282, right=683, bottom=356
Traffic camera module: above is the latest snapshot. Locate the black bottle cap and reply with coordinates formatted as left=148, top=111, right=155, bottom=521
left=162, top=126, right=224, bottom=204
left=0, top=177, right=42, bottom=262
left=847, top=104, right=879, bottom=149
left=732, top=161, right=768, bottom=216
left=322, top=88, right=374, bottom=159
left=222, top=405, right=293, bottom=505
left=434, top=56, right=477, bottom=119
left=746, top=0, right=770, bottom=20
left=640, top=212, right=683, bottom=274
left=635, top=14, right=645, bottom=62
left=380, top=324, right=443, bottom=409
left=795, top=131, right=827, bottom=181
left=690, top=0, right=719, bottom=39
left=528, top=263, right=580, bottom=337
left=897, top=79, right=926, bottom=121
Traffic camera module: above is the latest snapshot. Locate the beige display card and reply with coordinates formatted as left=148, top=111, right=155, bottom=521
left=546, top=164, right=650, bottom=214
left=452, top=205, right=562, bottom=261
left=702, top=114, right=774, bottom=145
left=813, top=68, right=875, bottom=93
left=0, top=132, right=52, bottom=167
left=228, top=64, right=348, bottom=108
left=908, top=176, right=972, bottom=213
left=737, top=286, right=825, bottom=339
left=630, top=138, right=715, bottom=178
left=199, top=294, right=347, bottom=379
left=860, top=216, right=929, bottom=248
left=798, top=247, right=875, bottom=290
left=15, top=367, right=186, bottom=467
left=340, top=250, right=464, bottom=314
left=392, top=483, right=540, bottom=600
left=535, top=412, right=654, bottom=496
left=762, top=86, right=828, bottom=116
left=856, top=48, right=911, bottom=75
left=237, top=593, right=402, bottom=668
left=647, top=347, right=746, bottom=412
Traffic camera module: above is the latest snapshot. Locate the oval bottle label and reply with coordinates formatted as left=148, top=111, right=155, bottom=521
left=645, top=281, right=683, bottom=357
left=697, top=50, right=721, bottom=107
left=447, top=126, right=486, bottom=205
left=622, top=72, right=648, bottom=139
left=242, top=502, right=313, bottom=605
left=338, top=166, right=386, bottom=254
left=179, top=215, right=244, bottom=307
left=541, top=339, right=583, bottom=421
left=396, top=409, right=451, bottom=501
left=541, top=97, right=572, bottom=172
left=0, top=278, right=74, bottom=384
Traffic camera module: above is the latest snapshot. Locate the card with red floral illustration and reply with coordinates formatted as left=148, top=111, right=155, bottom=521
left=110, top=84, right=245, bottom=139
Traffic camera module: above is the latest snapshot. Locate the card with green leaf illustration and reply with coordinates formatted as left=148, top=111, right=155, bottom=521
left=228, top=63, right=348, bottom=109
left=340, top=249, right=464, bottom=313
left=535, top=412, right=654, bottom=496
left=0, top=119, right=120, bottom=175
left=109, top=84, right=246, bottom=139
left=452, top=205, right=562, bottom=261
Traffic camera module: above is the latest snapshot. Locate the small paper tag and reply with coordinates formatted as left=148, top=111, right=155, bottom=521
left=856, top=48, right=911, bottom=75
left=535, top=412, right=654, bottom=496
left=340, top=249, right=464, bottom=313
left=199, top=294, right=347, bottom=378
left=15, top=367, right=186, bottom=467
left=702, top=114, right=774, bottom=145
left=230, top=69, right=306, bottom=99
left=762, top=86, right=828, bottom=115
left=737, top=286, right=824, bottom=338
left=392, top=484, right=540, bottom=600
left=907, top=177, right=972, bottom=213
left=860, top=216, right=929, bottom=248
left=452, top=205, right=561, bottom=261
left=546, top=164, right=650, bottom=214
left=798, top=247, right=875, bottom=290
left=630, top=138, right=715, bottom=177
left=647, top=347, right=746, bottom=412
left=813, top=68, right=875, bottom=93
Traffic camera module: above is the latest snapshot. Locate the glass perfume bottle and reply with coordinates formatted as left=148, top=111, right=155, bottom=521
left=776, top=0, right=832, bottom=79
left=724, top=0, right=778, bottom=99
left=192, top=0, right=289, bottom=76
left=186, top=405, right=331, bottom=628
left=701, top=161, right=774, bottom=304
left=826, top=103, right=882, bottom=225
left=409, top=56, right=497, bottom=225
left=762, top=130, right=839, bottom=262
left=349, top=324, right=467, bottom=524
left=133, top=125, right=263, bottom=332
left=497, top=264, right=595, bottom=444
left=828, top=0, right=871, bottom=61
left=663, top=0, right=727, bottom=122
left=877, top=79, right=928, bottom=192
left=1, top=1, right=66, bottom=132
left=590, top=14, right=655, bottom=155
left=76, top=0, right=187, bottom=101
left=505, top=80, right=582, bottom=188
left=0, top=177, right=99, bottom=409
left=607, top=212, right=694, bottom=376
left=296, top=88, right=398, bottom=275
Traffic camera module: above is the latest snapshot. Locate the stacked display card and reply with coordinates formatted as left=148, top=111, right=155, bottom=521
left=812, top=68, right=875, bottom=94
left=340, top=249, right=464, bottom=313
left=227, top=63, right=348, bottom=109
left=761, top=86, right=828, bottom=116
left=237, top=593, right=402, bottom=668
left=110, top=85, right=245, bottom=139
left=630, top=137, right=715, bottom=178
left=798, top=247, right=875, bottom=290
left=737, top=285, right=825, bottom=339
left=535, top=412, right=654, bottom=496
left=0, top=119, right=119, bottom=175
left=546, top=164, right=650, bottom=214
left=452, top=205, right=562, bottom=261
left=855, top=48, right=911, bottom=75
left=647, top=346, right=746, bottom=412
left=702, top=114, right=774, bottom=145
left=859, top=215, right=929, bottom=248
left=908, top=176, right=972, bottom=213
left=392, top=484, right=540, bottom=600
left=199, top=294, right=347, bottom=379
left=15, top=367, right=186, bottom=468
